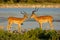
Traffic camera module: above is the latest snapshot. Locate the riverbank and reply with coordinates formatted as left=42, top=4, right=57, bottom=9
left=0, top=3, right=60, bottom=8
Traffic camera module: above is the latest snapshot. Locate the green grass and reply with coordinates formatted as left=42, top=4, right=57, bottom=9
left=0, top=28, right=60, bottom=40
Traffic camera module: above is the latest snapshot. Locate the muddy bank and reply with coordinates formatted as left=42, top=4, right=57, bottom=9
left=0, top=4, right=60, bottom=8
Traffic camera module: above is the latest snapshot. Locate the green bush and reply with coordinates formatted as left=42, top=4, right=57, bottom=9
left=0, top=28, right=60, bottom=40
left=0, top=0, right=60, bottom=4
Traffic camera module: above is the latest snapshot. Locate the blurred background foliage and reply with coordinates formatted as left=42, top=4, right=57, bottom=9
left=0, top=0, right=60, bottom=4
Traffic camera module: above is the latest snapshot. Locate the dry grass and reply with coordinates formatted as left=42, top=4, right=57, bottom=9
left=0, top=3, right=60, bottom=8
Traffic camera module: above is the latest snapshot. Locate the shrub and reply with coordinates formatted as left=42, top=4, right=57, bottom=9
left=0, top=28, right=59, bottom=40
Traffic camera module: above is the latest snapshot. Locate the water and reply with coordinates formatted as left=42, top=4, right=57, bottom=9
left=0, top=8, right=60, bottom=30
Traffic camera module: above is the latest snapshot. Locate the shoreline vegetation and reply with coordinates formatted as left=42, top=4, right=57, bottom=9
left=0, top=28, right=60, bottom=40
left=0, top=3, right=60, bottom=8
left=0, top=0, right=60, bottom=8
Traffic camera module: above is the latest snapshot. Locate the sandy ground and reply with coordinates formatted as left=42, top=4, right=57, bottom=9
left=0, top=4, right=60, bottom=8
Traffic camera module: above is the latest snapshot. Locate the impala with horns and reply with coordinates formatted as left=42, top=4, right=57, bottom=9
left=7, top=11, right=28, bottom=32
left=31, top=8, right=54, bottom=30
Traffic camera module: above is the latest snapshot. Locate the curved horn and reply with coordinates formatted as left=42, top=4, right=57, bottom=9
left=34, top=8, right=39, bottom=12
left=32, top=8, right=39, bottom=14
left=35, top=8, right=39, bottom=12
left=20, top=11, right=24, bottom=15
left=23, top=11, right=27, bottom=15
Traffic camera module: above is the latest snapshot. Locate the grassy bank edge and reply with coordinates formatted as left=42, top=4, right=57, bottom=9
left=0, top=3, right=60, bottom=8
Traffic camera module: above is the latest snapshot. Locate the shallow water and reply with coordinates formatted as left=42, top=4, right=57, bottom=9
left=0, top=8, right=60, bottom=30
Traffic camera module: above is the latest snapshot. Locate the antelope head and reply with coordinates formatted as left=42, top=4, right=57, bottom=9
left=31, top=8, right=39, bottom=18
left=21, top=11, right=28, bottom=19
